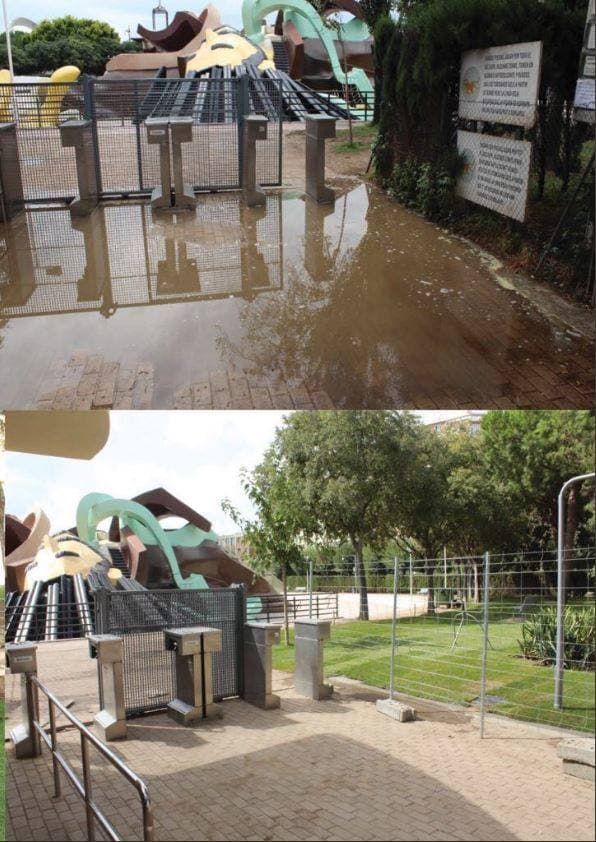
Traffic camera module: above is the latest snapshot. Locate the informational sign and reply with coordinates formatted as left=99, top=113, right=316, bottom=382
left=458, top=41, right=542, bottom=127
left=574, top=0, right=595, bottom=123
left=456, top=130, right=532, bottom=222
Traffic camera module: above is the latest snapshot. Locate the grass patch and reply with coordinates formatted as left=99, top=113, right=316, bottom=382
left=273, top=614, right=595, bottom=733
left=334, top=140, right=370, bottom=153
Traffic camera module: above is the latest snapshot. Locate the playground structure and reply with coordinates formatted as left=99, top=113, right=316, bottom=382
left=5, top=487, right=281, bottom=644
left=104, top=0, right=374, bottom=120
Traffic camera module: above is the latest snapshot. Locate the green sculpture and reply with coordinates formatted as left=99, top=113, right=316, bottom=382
left=242, top=0, right=373, bottom=93
left=76, top=492, right=209, bottom=590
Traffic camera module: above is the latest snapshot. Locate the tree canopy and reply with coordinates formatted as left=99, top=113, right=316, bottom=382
left=223, top=410, right=594, bottom=617
left=0, top=16, right=140, bottom=76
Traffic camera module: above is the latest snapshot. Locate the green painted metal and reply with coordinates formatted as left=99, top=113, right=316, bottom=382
left=242, top=0, right=373, bottom=93
left=76, top=492, right=208, bottom=590
left=284, top=10, right=369, bottom=41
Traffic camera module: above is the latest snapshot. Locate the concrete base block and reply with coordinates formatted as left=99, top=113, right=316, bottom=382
left=94, top=710, right=127, bottom=741
left=167, top=698, right=223, bottom=726
left=295, top=680, right=333, bottom=701
left=562, top=760, right=595, bottom=783
left=9, top=724, right=37, bottom=759
left=559, top=739, right=594, bottom=783
left=376, top=698, right=416, bottom=722
left=245, top=692, right=281, bottom=711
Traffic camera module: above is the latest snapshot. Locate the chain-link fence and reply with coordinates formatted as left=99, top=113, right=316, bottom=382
left=279, top=548, right=595, bottom=735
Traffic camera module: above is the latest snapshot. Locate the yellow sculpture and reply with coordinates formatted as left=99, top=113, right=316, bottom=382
left=0, top=68, right=13, bottom=122
left=21, top=65, right=81, bottom=128
left=24, top=532, right=122, bottom=590
left=186, top=28, right=274, bottom=74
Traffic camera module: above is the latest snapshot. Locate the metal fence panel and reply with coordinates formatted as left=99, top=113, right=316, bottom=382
left=95, top=587, right=245, bottom=716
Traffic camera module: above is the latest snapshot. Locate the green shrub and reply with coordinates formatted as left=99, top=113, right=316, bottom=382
left=519, top=605, right=595, bottom=671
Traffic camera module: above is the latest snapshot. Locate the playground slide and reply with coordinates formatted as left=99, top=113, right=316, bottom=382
left=242, top=0, right=373, bottom=95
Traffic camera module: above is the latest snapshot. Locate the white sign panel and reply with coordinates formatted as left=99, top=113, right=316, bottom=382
left=575, top=0, right=595, bottom=123
left=459, top=41, right=542, bottom=127
left=456, top=130, right=532, bottom=222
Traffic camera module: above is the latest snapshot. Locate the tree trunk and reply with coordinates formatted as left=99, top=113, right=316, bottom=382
left=282, top=562, right=290, bottom=646
left=353, top=538, right=369, bottom=620
left=425, top=558, right=436, bottom=616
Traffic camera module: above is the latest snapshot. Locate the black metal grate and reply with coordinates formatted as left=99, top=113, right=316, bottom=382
left=94, top=587, right=245, bottom=716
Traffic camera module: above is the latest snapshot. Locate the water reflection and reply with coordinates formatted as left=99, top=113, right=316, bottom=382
left=0, top=195, right=283, bottom=318
left=0, top=183, right=592, bottom=409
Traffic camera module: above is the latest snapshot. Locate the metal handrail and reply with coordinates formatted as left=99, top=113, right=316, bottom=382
left=27, top=674, right=154, bottom=842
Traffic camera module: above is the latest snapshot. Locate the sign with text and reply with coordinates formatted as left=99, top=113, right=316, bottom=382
left=456, top=130, right=532, bottom=222
left=459, top=41, right=542, bottom=127
left=574, top=0, right=595, bottom=123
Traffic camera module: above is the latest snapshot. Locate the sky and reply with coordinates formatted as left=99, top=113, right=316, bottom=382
left=4, top=410, right=470, bottom=535
left=6, top=1, right=251, bottom=38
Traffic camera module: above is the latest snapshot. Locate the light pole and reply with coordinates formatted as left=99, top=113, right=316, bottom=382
left=554, top=471, right=595, bottom=710
left=2, top=0, right=14, bottom=80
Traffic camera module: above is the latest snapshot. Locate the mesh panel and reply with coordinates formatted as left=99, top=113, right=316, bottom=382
left=95, top=588, right=245, bottom=716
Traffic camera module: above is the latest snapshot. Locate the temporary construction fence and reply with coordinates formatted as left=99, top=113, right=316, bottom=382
left=290, top=548, right=595, bottom=735
left=1, top=76, right=284, bottom=204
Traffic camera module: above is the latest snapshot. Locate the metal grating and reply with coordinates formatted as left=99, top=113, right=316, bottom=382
left=94, top=587, right=245, bottom=717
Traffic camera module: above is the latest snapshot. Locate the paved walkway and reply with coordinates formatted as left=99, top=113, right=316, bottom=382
left=5, top=641, right=595, bottom=842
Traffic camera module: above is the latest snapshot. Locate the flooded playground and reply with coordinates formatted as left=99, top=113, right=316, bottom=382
left=0, top=181, right=593, bottom=409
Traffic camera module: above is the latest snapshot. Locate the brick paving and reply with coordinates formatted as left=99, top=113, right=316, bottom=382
left=33, top=354, right=336, bottom=410
left=5, top=640, right=595, bottom=842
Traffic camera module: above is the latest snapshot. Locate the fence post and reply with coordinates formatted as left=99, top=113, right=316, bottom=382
left=169, top=117, right=196, bottom=209
left=376, top=560, right=415, bottom=722
left=479, top=551, right=490, bottom=738
left=6, top=643, right=41, bottom=758
left=308, top=557, right=314, bottom=618
left=305, top=115, right=336, bottom=204
left=146, top=118, right=171, bottom=209
left=241, top=115, right=268, bottom=207
left=294, top=619, right=333, bottom=700
left=0, top=122, right=24, bottom=220
left=165, top=627, right=223, bottom=725
left=88, top=634, right=127, bottom=740
left=83, top=77, right=103, bottom=198
left=389, top=557, right=398, bottom=701
left=243, top=622, right=281, bottom=709
left=59, top=121, right=100, bottom=216
left=238, top=74, right=250, bottom=187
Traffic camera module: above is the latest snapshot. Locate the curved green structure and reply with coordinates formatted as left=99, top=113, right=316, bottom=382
left=242, top=0, right=372, bottom=93
left=76, top=492, right=209, bottom=590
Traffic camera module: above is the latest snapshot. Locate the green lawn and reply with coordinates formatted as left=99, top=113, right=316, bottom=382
left=273, top=613, right=595, bottom=733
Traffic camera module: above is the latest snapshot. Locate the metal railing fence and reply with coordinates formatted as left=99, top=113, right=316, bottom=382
left=0, top=76, right=284, bottom=203
left=286, top=548, right=595, bottom=735
left=28, top=674, right=153, bottom=841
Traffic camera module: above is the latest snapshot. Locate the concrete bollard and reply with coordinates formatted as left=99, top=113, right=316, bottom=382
left=294, top=619, right=333, bottom=700
left=169, top=117, right=196, bottom=210
left=305, top=116, right=336, bottom=204
left=6, top=643, right=41, bottom=758
left=0, top=122, right=25, bottom=220
left=59, top=120, right=100, bottom=217
left=165, top=627, right=223, bottom=725
left=242, top=115, right=268, bottom=207
left=146, top=118, right=172, bottom=210
left=88, top=634, right=127, bottom=740
left=243, top=622, right=281, bottom=710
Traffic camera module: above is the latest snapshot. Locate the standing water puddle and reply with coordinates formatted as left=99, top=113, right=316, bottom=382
left=0, top=184, right=592, bottom=408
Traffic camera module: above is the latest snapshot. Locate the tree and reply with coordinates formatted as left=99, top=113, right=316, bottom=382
left=263, top=410, right=421, bottom=620
left=222, top=458, right=306, bottom=644
left=1, top=17, right=134, bottom=76
left=372, top=15, right=396, bottom=124
left=481, top=410, right=595, bottom=594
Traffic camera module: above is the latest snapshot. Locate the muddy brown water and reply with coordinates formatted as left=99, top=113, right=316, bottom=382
left=0, top=182, right=592, bottom=408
